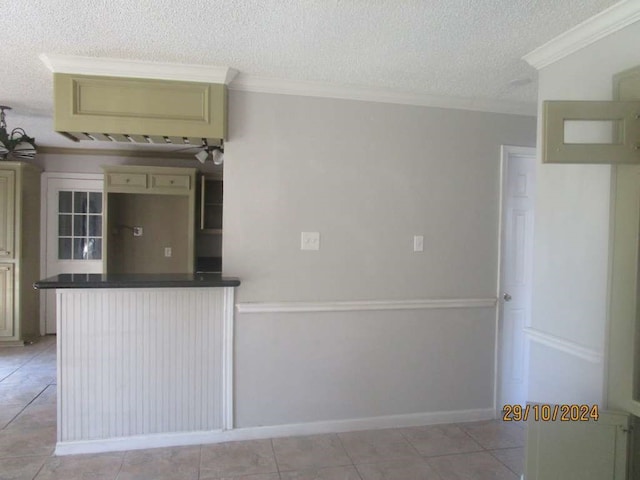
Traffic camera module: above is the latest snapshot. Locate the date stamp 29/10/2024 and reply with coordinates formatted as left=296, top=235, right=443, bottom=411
left=502, top=404, right=600, bottom=422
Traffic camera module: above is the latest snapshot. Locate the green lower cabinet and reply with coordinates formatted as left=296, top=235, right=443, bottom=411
left=525, top=409, right=630, bottom=479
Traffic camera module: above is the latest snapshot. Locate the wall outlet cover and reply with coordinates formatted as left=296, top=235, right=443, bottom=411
left=133, top=226, right=143, bottom=237
left=413, top=235, right=424, bottom=252
left=301, top=232, right=320, bottom=251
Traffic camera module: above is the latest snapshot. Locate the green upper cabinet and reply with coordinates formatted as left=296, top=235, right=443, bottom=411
left=53, top=73, right=227, bottom=144
left=102, top=165, right=196, bottom=275
left=0, top=170, right=15, bottom=259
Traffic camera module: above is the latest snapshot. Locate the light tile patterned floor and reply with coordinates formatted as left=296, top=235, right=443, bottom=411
left=0, top=336, right=525, bottom=479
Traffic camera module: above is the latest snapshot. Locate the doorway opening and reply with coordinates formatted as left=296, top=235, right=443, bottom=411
left=40, top=173, right=103, bottom=334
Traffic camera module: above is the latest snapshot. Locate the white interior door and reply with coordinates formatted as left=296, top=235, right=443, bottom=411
left=498, top=146, right=536, bottom=409
left=42, top=174, right=103, bottom=334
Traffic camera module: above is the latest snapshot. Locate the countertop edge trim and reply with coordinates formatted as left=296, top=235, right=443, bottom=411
left=235, top=298, right=497, bottom=314
left=34, top=280, right=240, bottom=289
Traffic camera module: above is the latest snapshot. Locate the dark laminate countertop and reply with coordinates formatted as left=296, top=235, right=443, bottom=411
left=34, top=273, right=241, bottom=289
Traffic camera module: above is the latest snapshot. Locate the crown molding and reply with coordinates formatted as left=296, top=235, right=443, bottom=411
left=39, top=54, right=238, bottom=84
left=523, top=0, right=640, bottom=70
left=229, top=74, right=536, bottom=116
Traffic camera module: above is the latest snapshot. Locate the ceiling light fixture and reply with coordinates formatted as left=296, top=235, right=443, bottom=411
left=195, top=142, right=224, bottom=165
left=0, top=106, right=37, bottom=160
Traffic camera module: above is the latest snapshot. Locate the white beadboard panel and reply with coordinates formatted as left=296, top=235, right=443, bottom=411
left=236, top=298, right=496, bottom=314
left=56, top=287, right=234, bottom=443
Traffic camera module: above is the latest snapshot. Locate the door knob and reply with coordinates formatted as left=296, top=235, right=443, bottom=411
left=503, top=293, right=512, bottom=302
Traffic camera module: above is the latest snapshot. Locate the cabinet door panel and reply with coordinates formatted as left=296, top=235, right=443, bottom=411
left=150, top=174, right=191, bottom=191
left=0, top=171, right=15, bottom=259
left=106, top=172, right=147, bottom=190
left=543, top=100, right=640, bottom=164
left=526, top=410, right=629, bottom=479
left=0, top=264, right=14, bottom=337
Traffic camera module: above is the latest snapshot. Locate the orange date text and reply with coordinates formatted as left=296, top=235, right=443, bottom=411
left=502, top=404, right=599, bottom=422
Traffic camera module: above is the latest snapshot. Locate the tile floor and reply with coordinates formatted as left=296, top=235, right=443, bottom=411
left=0, top=336, right=525, bottom=480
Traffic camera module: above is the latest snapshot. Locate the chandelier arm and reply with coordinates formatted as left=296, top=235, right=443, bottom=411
left=0, top=107, right=37, bottom=160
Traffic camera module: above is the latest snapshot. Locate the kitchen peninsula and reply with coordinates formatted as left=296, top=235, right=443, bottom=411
left=34, top=273, right=240, bottom=454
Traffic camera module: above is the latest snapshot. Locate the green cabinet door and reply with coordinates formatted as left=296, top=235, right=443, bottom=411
left=0, top=170, right=15, bottom=259
left=0, top=263, right=14, bottom=337
left=526, top=410, right=630, bottom=480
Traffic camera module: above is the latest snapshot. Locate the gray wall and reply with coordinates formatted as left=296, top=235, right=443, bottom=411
left=224, top=91, right=536, bottom=302
left=36, top=91, right=536, bottom=428
left=224, top=91, right=536, bottom=427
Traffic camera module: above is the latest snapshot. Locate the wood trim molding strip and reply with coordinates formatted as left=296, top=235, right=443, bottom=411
left=236, top=298, right=497, bottom=314
left=229, top=74, right=536, bottom=116
left=55, top=407, right=495, bottom=456
left=40, top=53, right=238, bottom=84
left=523, top=0, right=640, bottom=70
left=222, top=287, right=235, bottom=430
left=523, top=327, right=604, bottom=364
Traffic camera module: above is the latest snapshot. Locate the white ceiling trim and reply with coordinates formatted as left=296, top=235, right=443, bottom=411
left=523, top=0, right=640, bottom=70
left=39, top=54, right=238, bottom=84
left=229, top=74, right=536, bottom=116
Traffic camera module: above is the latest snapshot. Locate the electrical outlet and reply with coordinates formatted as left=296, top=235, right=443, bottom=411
left=301, top=232, right=320, bottom=251
left=164, top=247, right=172, bottom=257
left=133, top=226, right=143, bottom=237
left=413, top=235, right=424, bottom=252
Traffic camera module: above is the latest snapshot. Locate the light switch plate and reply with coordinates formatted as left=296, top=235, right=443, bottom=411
left=301, top=232, right=320, bottom=251
left=164, top=247, right=172, bottom=257
left=413, top=235, right=424, bottom=252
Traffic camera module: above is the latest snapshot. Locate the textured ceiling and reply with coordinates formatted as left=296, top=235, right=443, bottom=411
left=1, top=0, right=618, bottom=149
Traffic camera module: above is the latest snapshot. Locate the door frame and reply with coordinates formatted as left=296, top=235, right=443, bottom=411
left=494, top=145, right=537, bottom=415
left=39, top=172, right=104, bottom=335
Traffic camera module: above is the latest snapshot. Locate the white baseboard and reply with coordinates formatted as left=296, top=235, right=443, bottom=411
left=55, top=407, right=495, bottom=456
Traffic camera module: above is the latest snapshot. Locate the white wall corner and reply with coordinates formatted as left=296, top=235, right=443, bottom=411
left=523, top=0, right=640, bottom=70
left=39, top=53, right=238, bottom=84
